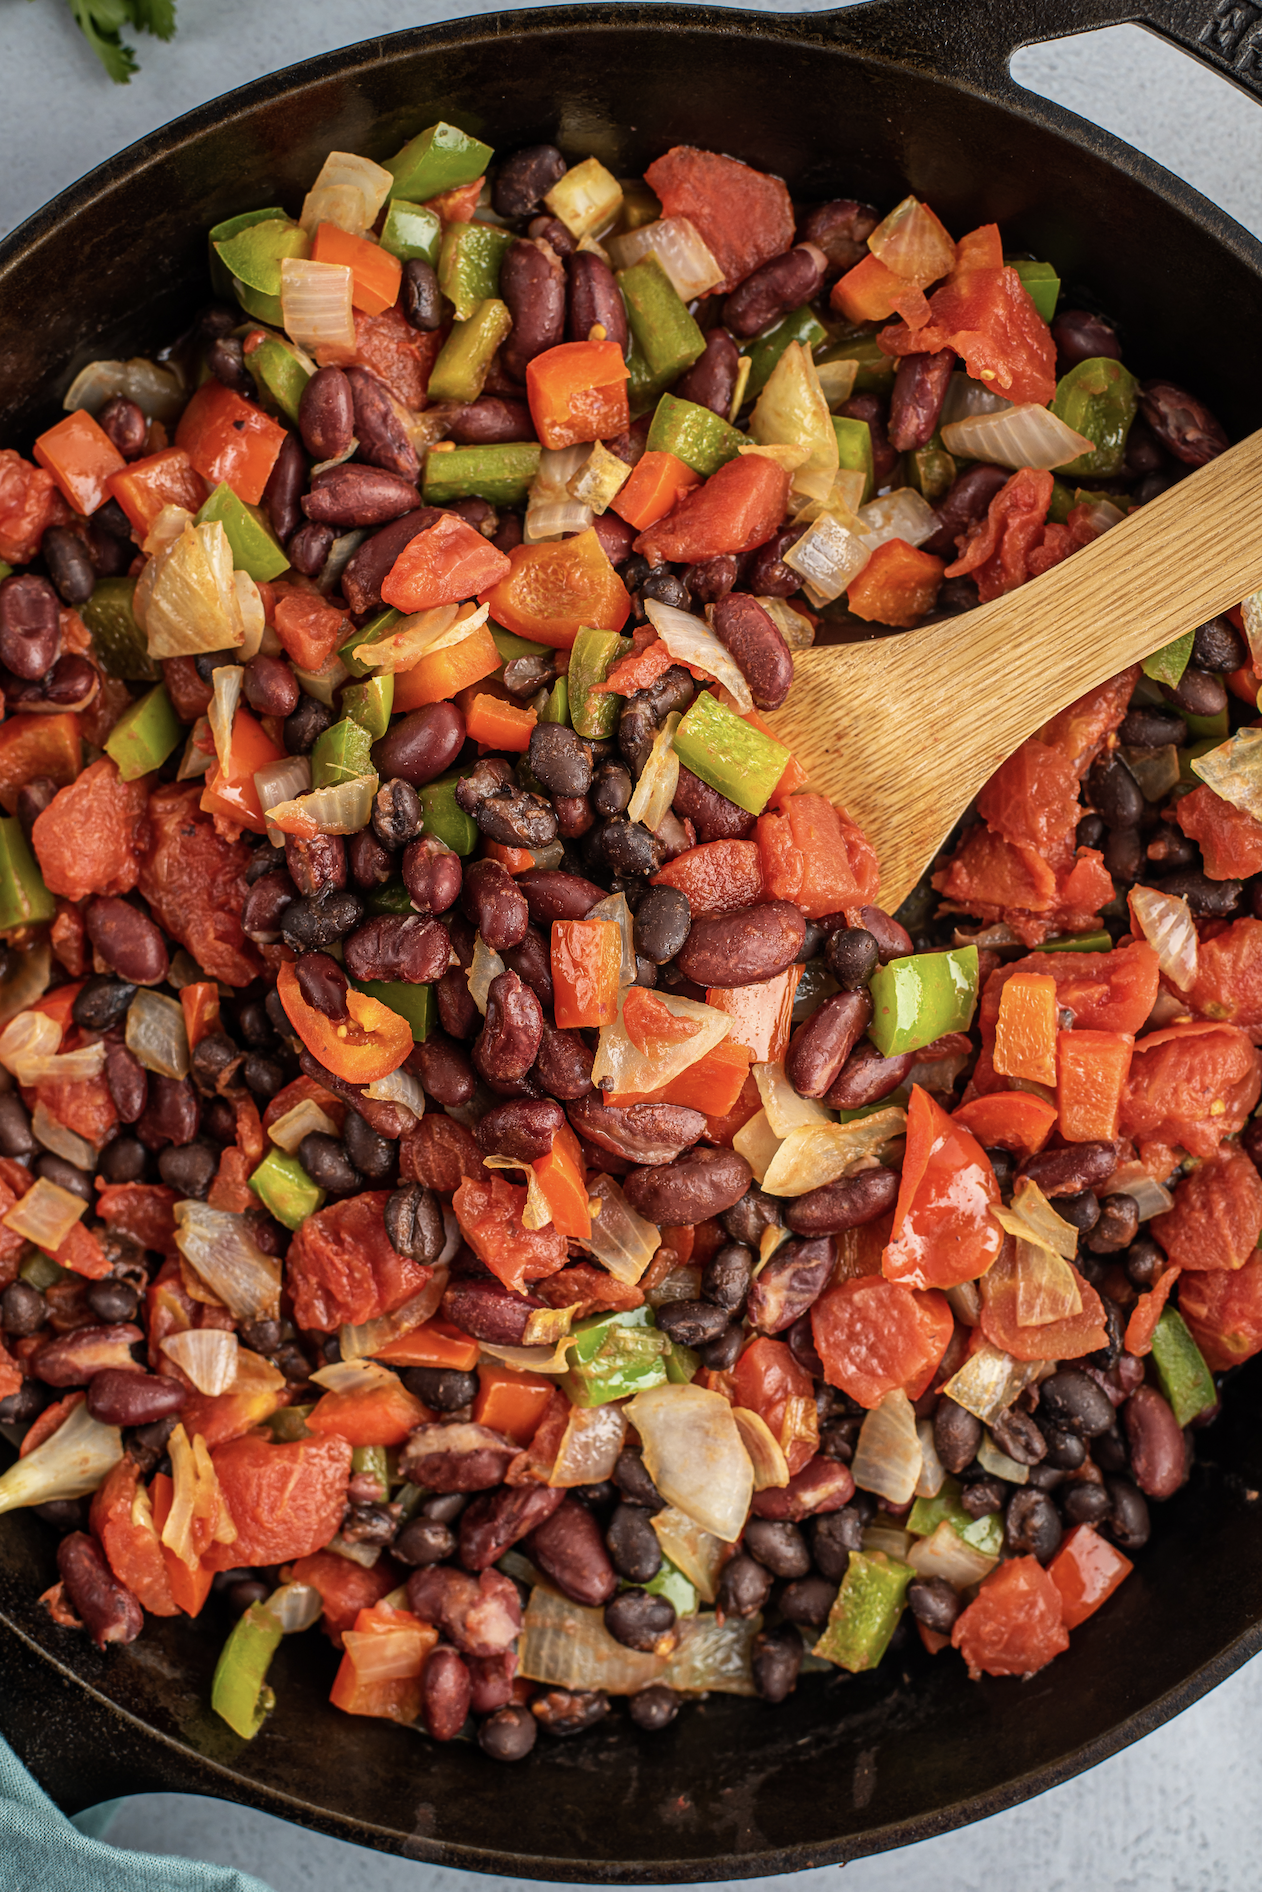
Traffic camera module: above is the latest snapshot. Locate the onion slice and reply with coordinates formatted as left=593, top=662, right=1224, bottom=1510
left=606, top=217, right=724, bottom=299
left=625, top=1383, right=753, bottom=1543
left=125, top=990, right=190, bottom=1080
left=2, top=1177, right=86, bottom=1251
left=645, top=599, right=753, bottom=712
left=1129, top=882, right=1199, bottom=991
left=261, top=1582, right=323, bottom=1634
left=907, top=1520, right=998, bottom=1587
left=267, top=1095, right=338, bottom=1153
left=265, top=774, right=378, bottom=838
left=940, top=404, right=1095, bottom=470
left=467, top=934, right=506, bottom=1016
left=732, top=1407, right=790, bottom=1490
left=280, top=258, right=356, bottom=361
left=626, top=712, right=681, bottom=830
left=850, top=1389, right=922, bottom=1504
left=583, top=1175, right=660, bottom=1284
left=759, top=1107, right=907, bottom=1196
left=161, top=1328, right=240, bottom=1396
left=549, top=1404, right=627, bottom=1488
left=0, top=1399, right=123, bottom=1515
left=174, top=1204, right=282, bottom=1322
left=752, top=1061, right=832, bottom=1137
left=941, top=1340, right=1044, bottom=1424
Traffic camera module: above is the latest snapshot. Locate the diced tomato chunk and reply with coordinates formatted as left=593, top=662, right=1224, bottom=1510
left=951, top=1556, right=1070, bottom=1678
left=287, top=1191, right=432, bottom=1332
left=1121, top=1021, right=1262, bottom=1159
left=1151, top=1144, right=1262, bottom=1272
left=635, top=455, right=790, bottom=567
left=729, top=1334, right=819, bottom=1474
left=811, top=1276, right=954, bottom=1409
left=1179, top=1255, right=1262, bottom=1370
left=211, top=1433, right=352, bottom=1566
left=643, top=147, right=794, bottom=293
left=32, top=757, right=148, bottom=902
left=1047, top=1524, right=1133, bottom=1630
left=1176, top=785, right=1262, bottom=879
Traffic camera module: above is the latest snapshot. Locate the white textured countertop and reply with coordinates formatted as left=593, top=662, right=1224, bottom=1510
left=3, top=4, right=1260, bottom=1888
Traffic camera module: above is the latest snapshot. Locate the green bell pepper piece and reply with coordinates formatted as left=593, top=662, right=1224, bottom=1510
left=81, top=576, right=157, bottom=681
left=1009, top=258, right=1060, bottom=323
left=672, top=691, right=790, bottom=817
left=340, top=672, right=394, bottom=742
left=907, top=1476, right=967, bottom=1538
left=958, top=1510, right=1005, bottom=1558
left=208, top=206, right=287, bottom=300
left=538, top=676, right=569, bottom=726
left=196, top=481, right=289, bottom=583
left=664, top=1340, right=699, bottom=1384
left=1033, top=929, right=1113, bottom=954
left=427, top=299, right=513, bottom=405
left=351, top=977, right=435, bottom=1041
left=1142, top=630, right=1195, bottom=691
left=21, top=1252, right=68, bottom=1291
left=906, top=441, right=956, bottom=503
left=386, top=122, right=493, bottom=203
left=339, top=608, right=401, bottom=680
left=351, top=1444, right=389, bottom=1494
left=867, top=946, right=979, bottom=1058
left=1051, top=357, right=1139, bottom=480
left=741, top=303, right=828, bottom=402
left=105, top=683, right=182, bottom=782
left=267, top=1403, right=313, bottom=1442
left=833, top=415, right=875, bottom=504
left=311, top=717, right=375, bottom=790
left=0, top=562, right=10, bottom=583
left=617, top=255, right=705, bottom=386
left=560, top=1306, right=671, bottom=1407
left=423, top=443, right=541, bottom=508
left=246, top=336, right=311, bottom=425
left=489, top=624, right=546, bottom=663
left=569, top=627, right=633, bottom=740
left=249, top=1149, right=325, bottom=1230
left=379, top=199, right=443, bottom=266
left=0, top=818, right=53, bottom=930
left=813, top=1550, right=912, bottom=1672
left=646, top=394, right=744, bottom=477
left=438, top=222, right=513, bottom=322
left=211, top=1601, right=283, bottom=1739
left=366, top=878, right=414, bottom=915
left=818, top=330, right=894, bottom=391
left=1150, top=1306, right=1216, bottom=1426
left=1180, top=704, right=1230, bottom=743
left=214, top=218, right=307, bottom=303
left=624, top=328, right=669, bottom=418
left=644, top=1553, right=698, bottom=1619
left=420, top=771, right=479, bottom=855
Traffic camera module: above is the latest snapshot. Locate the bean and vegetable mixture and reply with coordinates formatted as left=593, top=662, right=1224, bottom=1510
left=0, top=120, right=1256, bottom=1761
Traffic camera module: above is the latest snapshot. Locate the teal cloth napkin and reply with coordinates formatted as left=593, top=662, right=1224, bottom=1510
left=0, top=1732, right=274, bottom=1892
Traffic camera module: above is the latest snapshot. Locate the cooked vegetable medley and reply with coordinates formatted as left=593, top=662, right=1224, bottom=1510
left=0, top=122, right=1257, bottom=1759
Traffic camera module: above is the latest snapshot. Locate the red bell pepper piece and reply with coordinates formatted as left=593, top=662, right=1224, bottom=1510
left=884, top=1084, right=1003, bottom=1291
left=106, top=446, right=208, bottom=535
left=704, top=965, right=800, bottom=1061
left=656, top=1037, right=752, bottom=1116
left=551, top=918, right=622, bottom=1029
left=951, top=1091, right=1057, bottom=1158
left=755, top=792, right=879, bottom=918
left=1047, top=1524, right=1133, bottom=1631
left=951, top=1556, right=1069, bottom=1678
left=473, top=1363, right=557, bottom=1444
left=329, top=1602, right=437, bottom=1723
left=180, top=981, right=221, bottom=1052
left=992, top=970, right=1058, bottom=1086
left=200, top=704, right=285, bottom=833
left=176, top=380, right=287, bottom=506
left=311, top=222, right=403, bottom=316
left=846, top=538, right=945, bottom=628
left=609, top=451, right=701, bottom=530
left=306, top=1377, right=432, bottom=1447
left=482, top=528, right=630, bottom=649
left=831, top=252, right=930, bottom=326
left=880, top=266, right=1057, bottom=407
left=810, top=1275, right=954, bottom=1410
left=374, top=1318, right=481, bottom=1372
left=1056, top=1028, right=1134, bottom=1141
left=526, top=340, right=630, bottom=450
left=633, top=454, right=789, bottom=566
left=33, top=409, right=125, bottom=515
left=532, top=1120, right=591, bottom=1240
left=393, top=619, right=501, bottom=711
left=276, top=957, right=412, bottom=1085
left=149, top=1472, right=216, bottom=1617
left=381, top=512, right=511, bottom=613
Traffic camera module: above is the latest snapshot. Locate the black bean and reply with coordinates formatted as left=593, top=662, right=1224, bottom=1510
left=721, top=1186, right=781, bottom=1249
left=1104, top=1476, right=1150, bottom=1550
left=1087, top=751, right=1144, bottom=829
left=494, top=144, right=567, bottom=219
left=716, top=1553, right=772, bottom=1617
left=778, top=1576, right=837, bottom=1628
left=1192, top=615, right=1247, bottom=673
left=242, top=1053, right=284, bottom=1099
left=1162, top=665, right=1227, bottom=719
left=632, top=885, right=690, bottom=965
left=752, top=1623, right=802, bottom=1703
left=1117, top=706, right=1187, bottom=749
left=700, top=1241, right=753, bottom=1313
left=284, top=692, right=334, bottom=756
left=1153, top=868, right=1241, bottom=916
left=34, top=1154, right=91, bottom=1201
left=654, top=1299, right=731, bottom=1348
left=604, top=1588, right=676, bottom=1652
left=1076, top=812, right=1105, bottom=851
left=590, top=759, right=633, bottom=819
left=1103, top=826, right=1144, bottom=883
left=384, top=1182, right=446, bottom=1264
left=991, top=1404, right=1047, bottom=1466
left=1052, top=309, right=1121, bottom=369
left=97, top=395, right=148, bottom=460
left=1039, top=1425, right=1087, bottom=1470
left=612, top=1448, right=665, bottom=1513
left=531, top=1689, right=609, bottom=1738
left=297, top=1132, right=362, bottom=1194
left=262, top=429, right=307, bottom=543
left=744, top=1518, right=811, bottom=1579
left=1039, top=1368, right=1116, bottom=1439
left=960, top=1478, right=1007, bottom=1519
left=1057, top=1188, right=1101, bottom=1234
left=699, top=1324, right=743, bottom=1370
left=821, top=926, right=880, bottom=990
left=528, top=723, right=592, bottom=798
left=72, top=975, right=136, bottom=1032
left=479, top=1702, right=538, bottom=1761
left=0, top=1378, right=49, bottom=1425
left=908, top=1576, right=961, bottom=1634
left=1063, top=1483, right=1112, bottom=1526
left=1125, top=1234, right=1166, bottom=1290
left=1086, top=1192, right=1140, bottom=1254
left=1005, top=1487, right=1063, bottom=1564
left=400, top=258, right=443, bottom=332
left=398, top=1366, right=479, bottom=1412
left=280, top=888, right=364, bottom=951
left=934, top=1397, right=983, bottom=1475
left=628, top=1685, right=679, bottom=1732
left=344, top=1111, right=396, bottom=1183
left=156, top=1141, right=217, bottom=1199
left=394, top=1516, right=457, bottom=1567
left=605, top=1502, right=663, bottom=1583
left=597, top=817, right=664, bottom=878
left=1094, top=1424, right=1130, bottom=1474
left=1, top=1281, right=46, bottom=1336
left=98, top=1136, right=146, bottom=1183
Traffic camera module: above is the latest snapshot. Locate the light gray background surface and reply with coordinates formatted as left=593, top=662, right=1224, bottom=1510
left=1, top=2, right=1260, bottom=1886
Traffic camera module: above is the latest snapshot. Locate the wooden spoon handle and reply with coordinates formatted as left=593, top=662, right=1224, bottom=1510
left=765, top=428, right=1262, bottom=910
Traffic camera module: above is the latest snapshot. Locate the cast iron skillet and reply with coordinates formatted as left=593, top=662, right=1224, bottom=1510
left=1, top=0, right=1261, bottom=1877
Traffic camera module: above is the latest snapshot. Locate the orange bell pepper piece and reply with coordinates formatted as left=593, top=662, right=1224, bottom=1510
left=847, top=538, right=945, bottom=628
left=180, top=981, right=221, bottom=1051
left=199, top=705, right=285, bottom=833
left=532, top=1120, right=591, bottom=1240
left=830, top=251, right=930, bottom=326
left=651, top=838, right=763, bottom=917
left=175, top=379, right=287, bottom=506
left=329, top=1603, right=437, bottom=1722
left=0, top=712, right=81, bottom=814
left=656, top=1036, right=752, bottom=1115
left=374, top=1318, right=480, bottom=1372
left=952, top=224, right=1005, bottom=274
left=106, top=446, right=208, bottom=535
left=609, top=450, right=701, bottom=531
left=33, top=409, right=125, bottom=516
left=705, top=965, right=801, bottom=1061
left=465, top=693, right=537, bottom=752
left=551, top=918, right=622, bottom=1029
left=482, top=527, right=631, bottom=649
left=311, top=222, right=403, bottom=316
left=473, top=1363, right=557, bottom=1444
left=482, top=841, right=536, bottom=874
left=393, top=619, right=501, bottom=711
left=755, top=794, right=879, bottom=918
left=272, top=585, right=350, bottom=672
left=525, top=340, right=631, bottom=450
left=634, top=454, right=790, bottom=566
left=992, top=971, right=1059, bottom=1087
left=1056, top=1028, right=1134, bottom=1142
left=276, top=957, right=412, bottom=1085
left=306, top=1378, right=431, bottom=1447
left=381, top=513, right=511, bottom=613
left=952, top=1091, right=1057, bottom=1158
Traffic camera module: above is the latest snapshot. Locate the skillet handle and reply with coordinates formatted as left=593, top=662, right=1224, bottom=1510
left=823, top=0, right=1262, bottom=109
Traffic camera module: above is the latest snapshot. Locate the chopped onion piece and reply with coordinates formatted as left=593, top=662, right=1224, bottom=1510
left=646, top=600, right=752, bottom=712
left=752, top=1061, right=832, bottom=1138
left=478, top=1335, right=581, bottom=1374
left=815, top=358, right=860, bottom=410
left=256, top=756, right=312, bottom=846
left=782, top=511, right=871, bottom=607
left=161, top=1328, right=239, bottom=1396
left=941, top=404, right=1094, bottom=470
left=339, top=1267, right=448, bottom=1362
left=939, top=373, right=1013, bottom=426
left=2, top=1177, right=86, bottom=1251
left=606, top=217, right=724, bottom=299
left=732, top=1407, right=790, bottom=1490
left=162, top=1423, right=235, bottom=1567
left=362, top=1066, right=426, bottom=1118
left=525, top=446, right=592, bottom=542
left=731, top=1108, right=783, bottom=1186
left=280, top=258, right=356, bottom=361
left=125, top=989, right=190, bottom=1079
left=1130, top=883, right=1199, bottom=991
left=235, top=573, right=266, bottom=663
left=1013, top=1233, right=1087, bottom=1327
left=665, top=1611, right=761, bottom=1695
left=267, top=1096, right=337, bottom=1153
left=1121, top=742, right=1181, bottom=803
left=650, top=1504, right=729, bottom=1602
left=310, top=1358, right=403, bottom=1397
left=178, top=716, right=216, bottom=782
left=520, top=1584, right=667, bottom=1693
left=467, top=934, right=507, bottom=1016
left=353, top=602, right=489, bottom=675
left=0, top=1009, right=60, bottom=1082
left=231, top=1348, right=286, bottom=1395
left=141, top=504, right=194, bottom=560
left=482, top=1154, right=550, bottom=1226
left=626, top=1383, right=753, bottom=1543
left=522, top=1303, right=580, bottom=1346
left=750, top=342, right=838, bottom=479
left=525, top=496, right=595, bottom=542
left=64, top=356, right=185, bottom=424
left=627, top=711, right=682, bottom=829
left=867, top=196, right=956, bottom=287
left=567, top=441, right=631, bottom=515
left=266, top=774, right=377, bottom=837
left=137, top=520, right=245, bottom=661
left=326, top=1534, right=381, bottom=1569
left=914, top=1419, right=946, bottom=1499
left=549, top=1403, right=627, bottom=1488
left=862, top=1518, right=914, bottom=1562
left=342, top=1617, right=431, bottom=1681
left=209, top=665, right=244, bottom=775
left=262, top=1581, right=323, bottom=1634
left=583, top=1174, right=660, bottom=1283
left=978, top=1430, right=1030, bottom=1486
left=1241, top=587, right=1262, bottom=672
left=290, top=651, right=350, bottom=708
left=593, top=987, right=731, bottom=1097
left=586, top=892, right=636, bottom=988
left=1191, top=727, right=1262, bottom=820
left=0, top=1399, right=122, bottom=1515
left=757, top=596, right=815, bottom=648
left=991, top=1177, right=1079, bottom=1260
left=856, top=488, right=939, bottom=552
left=174, top=1203, right=281, bottom=1322
left=300, top=151, right=393, bottom=236
left=942, top=1341, right=1043, bottom=1424
left=907, top=1520, right=997, bottom=1587
left=851, top=1389, right=922, bottom=1504
left=1102, top=1166, right=1174, bottom=1221
left=760, top=1106, right=907, bottom=1196
left=30, top=1103, right=97, bottom=1169
left=0, top=941, right=51, bottom=1028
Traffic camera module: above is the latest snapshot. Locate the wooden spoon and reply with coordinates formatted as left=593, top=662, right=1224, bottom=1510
left=763, top=429, right=1262, bottom=914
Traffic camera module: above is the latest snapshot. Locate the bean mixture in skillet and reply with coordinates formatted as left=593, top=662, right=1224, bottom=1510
left=0, top=122, right=1257, bottom=1759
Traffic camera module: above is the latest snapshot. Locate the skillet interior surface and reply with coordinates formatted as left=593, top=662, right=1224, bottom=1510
left=1, top=5, right=1261, bottom=1876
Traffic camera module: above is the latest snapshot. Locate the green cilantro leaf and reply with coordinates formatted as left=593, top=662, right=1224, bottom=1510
left=64, top=0, right=178, bottom=82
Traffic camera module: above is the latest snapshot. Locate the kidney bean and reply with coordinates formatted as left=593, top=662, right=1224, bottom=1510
left=737, top=522, right=799, bottom=597
left=622, top=1145, right=751, bottom=1225
left=400, top=1420, right=517, bottom=1492
left=302, top=463, right=421, bottom=527
left=478, top=1702, right=537, bottom=1762
left=676, top=900, right=805, bottom=988
left=1017, top=1139, right=1117, bottom=1198
left=447, top=395, right=535, bottom=444
left=84, top=897, right=168, bottom=986
left=501, top=237, right=566, bottom=384
left=340, top=507, right=442, bottom=615
left=285, top=833, right=347, bottom=898
left=528, top=1496, right=617, bottom=1607
left=260, top=428, right=306, bottom=542
left=44, top=652, right=98, bottom=712
left=683, top=556, right=740, bottom=609
left=723, top=243, right=826, bottom=339
left=784, top=1169, right=899, bottom=1246
left=1050, top=308, right=1121, bottom=370
left=138, top=1070, right=200, bottom=1149
left=888, top=347, right=954, bottom=453
left=345, top=830, right=391, bottom=894
left=443, top=1276, right=546, bottom=1345
left=669, top=763, right=754, bottom=844
left=286, top=526, right=328, bottom=588
left=709, top=591, right=794, bottom=711
left=1, top=1280, right=46, bottom=1336
left=662, top=334, right=738, bottom=429
left=344, top=366, right=419, bottom=481
left=240, top=869, right=296, bottom=945
left=745, top=1235, right=836, bottom=1335
left=343, top=914, right=451, bottom=986
left=408, top=1565, right=522, bottom=1657
left=566, top=250, right=629, bottom=354
left=923, top=462, right=1010, bottom=558
left=474, top=971, right=544, bottom=1085
left=405, top=1033, right=471, bottom=1110
left=548, top=798, right=589, bottom=844
left=1139, top=380, right=1228, bottom=466
left=298, top=365, right=355, bottom=461
left=458, top=1484, right=565, bottom=1574
left=458, top=862, right=527, bottom=955
left=567, top=1092, right=704, bottom=1164
left=526, top=1025, right=590, bottom=1104
left=418, top=1645, right=471, bottom=1742
left=494, top=143, right=567, bottom=218
left=1122, top=1383, right=1185, bottom=1500
left=516, top=869, right=605, bottom=926
left=42, top=526, right=95, bottom=607
left=239, top=654, right=297, bottom=722
left=838, top=391, right=897, bottom=485
left=0, top=574, right=59, bottom=679
left=431, top=969, right=475, bottom=1044
left=97, top=394, right=148, bottom=459
left=57, top=1532, right=143, bottom=1648
left=476, top=1097, right=564, bottom=1162
left=85, top=1367, right=189, bottom=1427
left=785, top=990, right=874, bottom=1100
left=372, top=702, right=464, bottom=787
left=102, top=1040, right=148, bottom=1127
left=797, top=198, right=880, bottom=275
left=33, top=1322, right=143, bottom=1387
